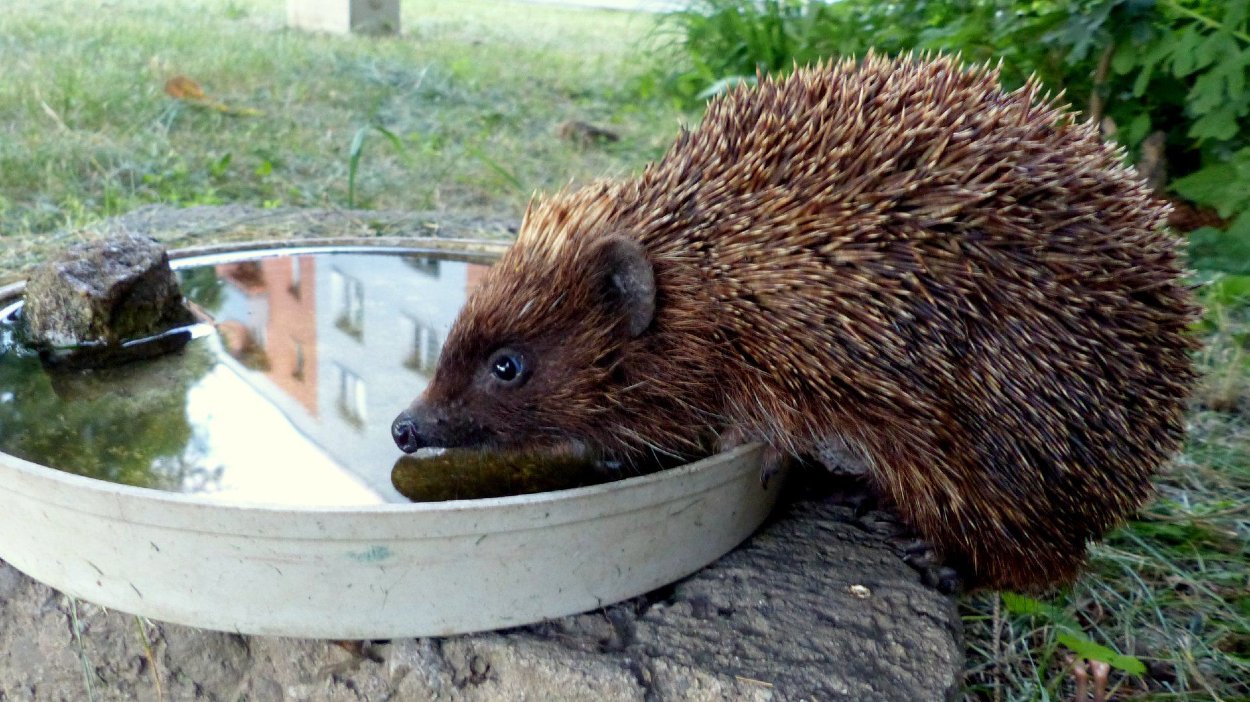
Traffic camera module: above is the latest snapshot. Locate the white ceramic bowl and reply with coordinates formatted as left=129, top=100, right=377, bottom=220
left=0, top=239, right=780, bottom=638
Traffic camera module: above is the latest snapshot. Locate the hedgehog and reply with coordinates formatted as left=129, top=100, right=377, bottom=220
left=391, top=54, right=1197, bottom=591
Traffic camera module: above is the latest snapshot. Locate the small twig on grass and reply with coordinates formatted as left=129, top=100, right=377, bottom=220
left=992, top=593, right=1003, bottom=702
left=1088, top=43, right=1115, bottom=126
left=134, top=616, right=164, bottom=700
left=32, top=85, right=69, bottom=132
left=68, top=597, right=97, bottom=702
left=1182, top=647, right=1228, bottom=702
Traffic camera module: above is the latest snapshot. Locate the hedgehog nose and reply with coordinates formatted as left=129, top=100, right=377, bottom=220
left=391, top=411, right=428, bottom=453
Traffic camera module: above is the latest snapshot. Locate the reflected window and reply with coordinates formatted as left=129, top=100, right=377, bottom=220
left=292, top=340, right=305, bottom=381
left=336, top=365, right=367, bottom=429
left=403, top=255, right=440, bottom=278
left=289, top=258, right=302, bottom=299
left=330, top=269, right=365, bottom=340
left=401, top=315, right=441, bottom=374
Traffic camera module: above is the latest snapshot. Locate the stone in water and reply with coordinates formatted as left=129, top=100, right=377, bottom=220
left=22, top=233, right=196, bottom=367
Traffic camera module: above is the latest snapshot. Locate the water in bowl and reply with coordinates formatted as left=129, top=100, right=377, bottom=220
left=0, top=248, right=626, bottom=506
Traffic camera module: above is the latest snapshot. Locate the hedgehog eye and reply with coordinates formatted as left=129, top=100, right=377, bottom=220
left=488, top=351, right=525, bottom=385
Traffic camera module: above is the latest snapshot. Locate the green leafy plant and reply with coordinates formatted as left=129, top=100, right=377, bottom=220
left=1001, top=592, right=1147, bottom=676
left=652, top=0, right=1250, bottom=271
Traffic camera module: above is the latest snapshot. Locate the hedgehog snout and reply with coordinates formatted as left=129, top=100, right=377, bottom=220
left=392, top=403, right=485, bottom=452
left=391, top=409, right=429, bottom=453
left=391, top=404, right=452, bottom=453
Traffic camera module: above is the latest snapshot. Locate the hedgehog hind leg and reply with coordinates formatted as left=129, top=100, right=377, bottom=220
left=898, top=539, right=964, bottom=594
left=813, top=434, right=964, bottom=593
left=886, top=456, right=1091, bottom=592
left=855, top=434, right=1081, bottom=592
left=944, top=519, right=1088, bottom=593
left=841, top=488, right=966, bottom=593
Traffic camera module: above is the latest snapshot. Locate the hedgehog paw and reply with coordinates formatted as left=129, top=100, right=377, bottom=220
left=856, top=509, right=907, bottom=536
left=715, top=426, right=752, bottom=452
left=814, top=435, right=871, bottom=477
left=898, top=539, right=962, bottom=595
left=759, top=446, right=786, bottom=489
left=714, top=428, right=784, bottom=488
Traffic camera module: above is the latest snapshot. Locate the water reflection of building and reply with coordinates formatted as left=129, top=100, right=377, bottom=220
left=213, top=253, right=486, bottom=500
left=217, top=258, right=319, bottom=416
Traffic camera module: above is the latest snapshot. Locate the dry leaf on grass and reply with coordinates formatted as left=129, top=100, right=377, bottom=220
left=163, top=74, right=262, bottom=117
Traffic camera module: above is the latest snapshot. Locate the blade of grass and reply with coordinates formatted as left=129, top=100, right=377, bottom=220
left=69, top=597, right=97, bottom=702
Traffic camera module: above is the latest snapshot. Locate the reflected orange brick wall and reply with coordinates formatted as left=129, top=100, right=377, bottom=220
left=466, top=263, right=490, bottom=293
left=217, top=257, right=319, bottom=417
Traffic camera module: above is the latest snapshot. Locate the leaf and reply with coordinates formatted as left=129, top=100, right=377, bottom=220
left=1002, top=593, right=1146, bottom=676
left=1203, top=274, right=1250, bottom=306
left=164, top=75, right=206, bottom=101
left=1188, top=216, right=1250, bottom=274
left=697, top=75, right=756, bottom=100
left=1192, top=32, right=1232, bottom=73
left=1112, top=41, right=1141, bottom=74
left=1132, top=41, right=1174, bottom=96
left=1228, top=48, right=1249, bottom=98
left=1126, top=112, right=1152, bottom=146
left=1172, top=159, right=1249, bottom=215
left=1189, top=108, right=1240, bottom=142
left=1189, top=68, right=1230, bottom=115
left=1170, top=25, right=1203, bottom=77
left=161, top=74, right=262, bottom=117
left=347, top=126, right=369, bottom=209
left=372, top=124, right=404, bottom=151
left=1056, top=632, right=1148, bottom=676
left=468, top=146, right=525, bottom=193
left=1230, top=0, right=1250, bottom=29
left=208, top=152, right=232, bottom=179
left=1000, top=592, right=1079, bottom=629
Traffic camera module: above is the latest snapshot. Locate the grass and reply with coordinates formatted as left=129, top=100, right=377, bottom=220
left=0, top=0, right=689, bottom=250
left=3, top=2, right=1249, bottom=701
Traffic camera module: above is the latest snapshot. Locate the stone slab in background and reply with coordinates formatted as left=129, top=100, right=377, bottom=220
left=287, top=0, right=400, bottom=34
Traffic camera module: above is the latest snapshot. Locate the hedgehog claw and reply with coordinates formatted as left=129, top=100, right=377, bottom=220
left=714, top=428, right=784, bottom=488
left=847, top=493, right=879, bottom=518
left=856, top=511, right=907, bottom=537
left=814, top=436, right=870, bottom=477
left=901, top=539, right=933, bottom=558
left=898, top=539, right=962, bottom=594
left=932, top=566, right=963, bottom=595
left=759, top=447, right=784, bottom=489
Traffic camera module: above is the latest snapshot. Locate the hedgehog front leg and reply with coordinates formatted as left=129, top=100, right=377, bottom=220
left=716, top=427, right=786, bottom=488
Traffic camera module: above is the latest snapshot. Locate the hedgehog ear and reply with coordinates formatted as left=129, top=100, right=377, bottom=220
left=588, top=234, right=655, bottom=338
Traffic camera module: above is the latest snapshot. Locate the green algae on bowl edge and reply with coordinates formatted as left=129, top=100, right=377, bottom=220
left=390, top=449, right=629, bottom=501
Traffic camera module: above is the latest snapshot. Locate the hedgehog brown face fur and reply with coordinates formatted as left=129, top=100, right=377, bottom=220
left=392, top=225, right=673, bottom=454
left=392, top=54, right=1197, bottom=592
